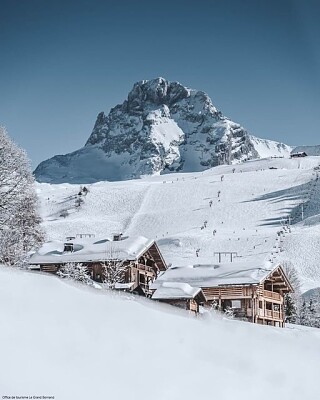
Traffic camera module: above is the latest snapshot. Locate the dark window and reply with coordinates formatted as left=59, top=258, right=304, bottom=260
left=64, top=243, right=74, bottom=252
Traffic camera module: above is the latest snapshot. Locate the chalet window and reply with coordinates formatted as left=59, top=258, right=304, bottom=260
left=64, top=243, right=74, bottom=252
left=231, top=300, right=241, bottom=309
left=259, top=301, right=263, bottom=309
left=266, top=302, right=272, bottom=310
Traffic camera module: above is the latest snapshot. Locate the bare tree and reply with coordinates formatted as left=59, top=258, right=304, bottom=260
left=102, top=260, right=129, bottom=289
left=282, top=261, right=301, bottom=294
left=0, top=127, right=44, bottom=265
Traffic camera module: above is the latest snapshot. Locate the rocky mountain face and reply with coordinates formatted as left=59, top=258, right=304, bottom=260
left=34, top=78, right=292, bottom=183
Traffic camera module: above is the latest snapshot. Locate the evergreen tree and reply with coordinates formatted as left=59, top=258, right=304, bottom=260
left=282, top=261, right=301, bottom=324
left=298, top=292, right=320, bottom=328
left=299, top=299, right=308, bottom=326
left=284, top=293, right=298, bottom=323
left=307, top=298, right=320, bottom=328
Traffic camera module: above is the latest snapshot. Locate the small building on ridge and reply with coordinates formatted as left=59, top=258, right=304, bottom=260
left=290, top=151, right=308, bottom=158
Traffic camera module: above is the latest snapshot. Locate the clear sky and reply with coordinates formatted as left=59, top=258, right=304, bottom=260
left=1, top=0, right=319, bottom=168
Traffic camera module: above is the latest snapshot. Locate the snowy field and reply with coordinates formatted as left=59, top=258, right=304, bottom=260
left=36, top=156, right=320, bottom=290
left=1, top=265, right=320, bottom=400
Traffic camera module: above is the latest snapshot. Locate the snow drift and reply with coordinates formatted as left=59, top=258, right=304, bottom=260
left=0, top=265, right=319, bottom=400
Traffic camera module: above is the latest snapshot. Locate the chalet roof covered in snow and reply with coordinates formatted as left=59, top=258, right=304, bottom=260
left=151, top=261, right=280, bottom=289
left=29, top=236, right=154, bottom=265
left=152, top=282, right=204, bottom=300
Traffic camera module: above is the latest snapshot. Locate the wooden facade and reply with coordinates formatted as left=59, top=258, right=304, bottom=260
left=154, top=292, right=206, bottom=314
left=31, top=237, right=293, bottom=326
left=202, top=265, right=292, bottom=327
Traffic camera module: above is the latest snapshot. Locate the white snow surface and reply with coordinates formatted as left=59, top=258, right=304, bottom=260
left=151, top=260, right=276, bottom=288
left=249, top=135, right=292, bottom=158
left=1, top=265, right=319, bottom=400
left=152, top=281, right=202, bottom=299
left=37, top=156, right=320, bottom=291
left=29, top=235, right=154, bottom=264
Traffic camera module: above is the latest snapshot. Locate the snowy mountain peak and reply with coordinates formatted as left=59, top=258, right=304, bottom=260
left=127, top=77, right=191, bottom=106
left=34, top=78, right=292, bottom=183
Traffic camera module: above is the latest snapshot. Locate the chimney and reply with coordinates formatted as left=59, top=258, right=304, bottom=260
left=112, top=233, right=122, bottom=242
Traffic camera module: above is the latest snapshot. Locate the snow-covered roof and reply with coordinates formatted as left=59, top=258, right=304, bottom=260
left=29, top=236, right=154, bottom=265
left=152, top=282, right=203, bottom=300
left=151, top=261, right=278, bottom=289
left=114, top=282, right=135, bottom=290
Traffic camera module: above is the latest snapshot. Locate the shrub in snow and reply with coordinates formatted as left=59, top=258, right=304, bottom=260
left=57, top=262, right=92, bottom=285
left=210, top=299, right=219, bottom=311
left=0, top=127, right=44, bottom=266
left=224, top=306, right=235, bottom=319
left=60, top=210, right=69, bottom=218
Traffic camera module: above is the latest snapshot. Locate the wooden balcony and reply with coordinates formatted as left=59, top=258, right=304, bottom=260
left=262, top=290, right=281, bottom=302
left=134, top=263, right=155, bottom=274
left=264, top=309, right=282, bottom=320
left=247, top=308, right=283, bottom=321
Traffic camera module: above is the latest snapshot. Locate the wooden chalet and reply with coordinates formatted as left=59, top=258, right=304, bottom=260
left=29, top=235, right=167, bottom=296
left=151, top=261, right=293, bottom=327
left=152, top=282, right=206, bottom=314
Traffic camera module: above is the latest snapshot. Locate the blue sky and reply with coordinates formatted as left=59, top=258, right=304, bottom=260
left=0, top=0, right=319, bottom=167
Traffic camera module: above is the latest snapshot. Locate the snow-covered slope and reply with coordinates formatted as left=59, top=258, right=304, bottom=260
left=34, top=78, right=292, bottom=183
left=249, top=135, right=292, bottom=158
left=1, top=265, right=319, bottom=400
left=36, top=156, right=320, bottom=290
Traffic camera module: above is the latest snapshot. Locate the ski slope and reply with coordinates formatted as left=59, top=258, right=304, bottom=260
left=36, top=156, right=320, bottom=290
left=1, top=265, right=319, bottom=400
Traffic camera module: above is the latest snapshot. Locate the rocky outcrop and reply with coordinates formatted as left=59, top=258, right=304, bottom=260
left=34, top=77, right=292, bottom=183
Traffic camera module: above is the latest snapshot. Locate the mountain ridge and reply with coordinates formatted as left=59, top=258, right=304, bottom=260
left=34, top=77, right=292, bottom=183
